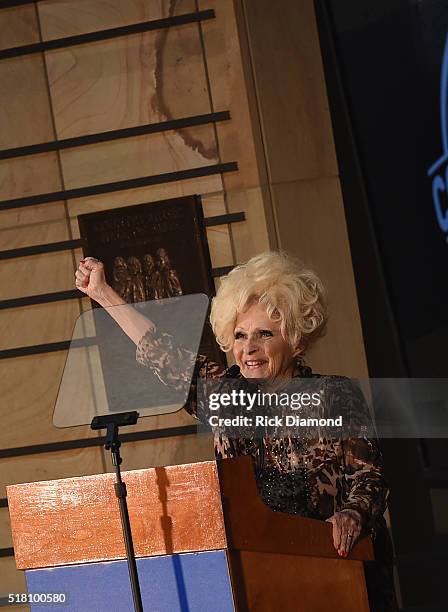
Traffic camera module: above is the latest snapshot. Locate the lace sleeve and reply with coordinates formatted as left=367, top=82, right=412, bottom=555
left=136, top=328, right=226, bottom=418
left=327, top=377, right=389, bottom=530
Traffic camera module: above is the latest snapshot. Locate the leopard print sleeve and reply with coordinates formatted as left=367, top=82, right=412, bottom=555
left=136, top=327, right=226, bottom=419
left=327, top=376, right=389, bottom=529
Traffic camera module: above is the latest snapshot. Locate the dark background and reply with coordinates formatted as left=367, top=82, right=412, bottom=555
left=316, top=1, right=448, bottom=609
left=322, top=0, right=448, bottom=378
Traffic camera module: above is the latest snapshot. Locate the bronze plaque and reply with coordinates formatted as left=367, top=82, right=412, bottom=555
left=78, top=195, right=224, bottom=413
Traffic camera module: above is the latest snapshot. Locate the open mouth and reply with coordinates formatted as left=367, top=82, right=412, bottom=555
left=244, top=360, right=267, bottom=369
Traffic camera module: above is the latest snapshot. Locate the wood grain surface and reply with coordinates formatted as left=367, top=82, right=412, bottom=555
left=0, top=0, right=277, bottom=581
left=0, top=506, right=13, bottom=549
left=0, top=56, right=54, bottom=149
left=0, top=216, right=69, bottom=252
left=38, top=0, right=196, bottom=41
left=101, top=432, right=215, bottom=474
left=0, top=557, right=27, bottom=603
left=198, top=0, right=263, bottom=192
left=7, top=460, right=227, bottom=569
left=218, top=456, right=374, bottom=561
left=44, top=24, right=210, bottom=139
left=0, top=4, right=40, bottom=50
left=241, top=0, right=338, bottom=184
left=228, top=549, right=370, bottom=612
left=0, top=349, right=104, bottom=450
left=0, top=251, right=75, bottom=300
left=274, top=177, right=369, bottom=378
left=0, top=447, right=105, bottom=499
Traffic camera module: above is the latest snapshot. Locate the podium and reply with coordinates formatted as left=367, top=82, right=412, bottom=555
left=7, top=456, right=373, bottom=611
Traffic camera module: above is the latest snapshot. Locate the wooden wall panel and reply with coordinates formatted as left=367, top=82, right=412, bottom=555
left=198, top=0, right=273, bottom=253
left=102, top=432, right=215, bottom=474
left=0, top=217, right=70, bottom=252
left=0, top=154, right=62, bottom=206
left=0, top=0, right=267, bottom=572
left=0, top=251, right=75, bottom=300
left=0, top=5, right=40, bottom=50
left=0, top=301, right=80, bottom=350
left=0, top=447, right=105, bottom=498
left=65, top=172, right=224, bottom=219
left=201, top=192, right=226, bottom=216
left=241, top=0, right=338, bottom=184
left=0, top=507, right=13, bottom=549
left=0, top=558, right=27, bottom=605
left=232, top=0, right=369, bottom=379
left=206, top=225, right=233, bottom=267
left=225, top=187, right=270, bottom=263
left=273, top=178, right=368, bottom=378
left=198, top=0, right=262, bottom=191
left=126, top=409, right=198, bottom=436
left=0, top=352, right=99, bottom=449
left=43, top=24, right=209, bottom=140
left=59, top=125, right=219, bottom=190
left=38, top=0, right=196, bottom=40
left=0, top=205, right=68, bottom=249
left=203, top=192, right=234, bottom=268
left=0, top=56, right=54, bottom=149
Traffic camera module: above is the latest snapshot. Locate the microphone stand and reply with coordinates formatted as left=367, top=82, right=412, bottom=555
left=91, top=411, right=143, bottom=612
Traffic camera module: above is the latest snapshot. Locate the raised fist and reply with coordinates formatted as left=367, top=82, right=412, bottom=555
left=75, top=257, right=108, bottom=302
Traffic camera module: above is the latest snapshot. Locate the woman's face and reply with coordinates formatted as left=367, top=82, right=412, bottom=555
left=232, top=302, right=297, bottom=379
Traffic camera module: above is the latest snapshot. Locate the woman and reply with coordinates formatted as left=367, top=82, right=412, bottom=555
left=75, top=250, right=397, bottom=611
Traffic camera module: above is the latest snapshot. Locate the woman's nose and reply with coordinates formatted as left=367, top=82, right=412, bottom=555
left=243, top=337, right=259, bottom=354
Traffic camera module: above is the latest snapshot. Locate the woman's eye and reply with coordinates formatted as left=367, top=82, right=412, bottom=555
left=260, top=330, right=273, bottom=337
left=234, top=332, right=244, bottom=340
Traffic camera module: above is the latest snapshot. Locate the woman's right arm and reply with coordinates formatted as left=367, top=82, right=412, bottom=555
left=75, top=257, right=154, bottom=344
left=75, top=257, right=227, bottom=419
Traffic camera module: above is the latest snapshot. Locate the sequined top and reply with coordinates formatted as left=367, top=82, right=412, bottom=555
left=136, top=328, right=389, bottom=532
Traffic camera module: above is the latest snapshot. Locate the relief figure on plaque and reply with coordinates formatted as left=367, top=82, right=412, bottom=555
left=111, top=256, right=131, bottom=303
left=142, top=254, right=157, bottom=301
left=154, top=248, right=183, bottom=298
left=127, top=256, right=146, bottom=303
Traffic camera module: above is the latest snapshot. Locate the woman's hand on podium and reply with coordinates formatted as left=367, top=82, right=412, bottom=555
left=75, top=257, right=109, bottom=303
left=326, top=509, right=362, bottom=558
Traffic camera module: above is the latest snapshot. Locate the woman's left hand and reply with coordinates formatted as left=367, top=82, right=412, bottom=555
left=326, top=509, right=362, bottom=557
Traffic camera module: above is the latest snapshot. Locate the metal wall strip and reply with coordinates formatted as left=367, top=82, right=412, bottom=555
left=204, top=212, right=245, bottom=227
left=0, top=10, right=215, bottom=59
left=0, top=0, right=41, bottom=9
left=0, top=162, right=238, bottom=211
left=0, top=112, right=230, bottom=161
left=0, top=548, right=14, bottom=559
left=210, top=265, right=234, bottom=277
left=0, top=213, right=244, bottom=261
left=0, top=265, right=234, bottom=310
left=0, top=289, right=81, bottom=310
left=0, top=425, right=200, bottom=459
left=0, top=340, right=72, bottom=360
left=0, top=240, right=83, bottom=261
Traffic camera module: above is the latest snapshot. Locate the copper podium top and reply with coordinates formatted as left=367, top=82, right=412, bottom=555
left=7, top=461, right=227, bottom=570
left=7, top=457, right=373, bottom=570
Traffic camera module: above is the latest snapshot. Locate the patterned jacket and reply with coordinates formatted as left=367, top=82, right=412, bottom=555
left=136, top=328, right=389, bottom=531
left=136, top=327, right=398, bottom=611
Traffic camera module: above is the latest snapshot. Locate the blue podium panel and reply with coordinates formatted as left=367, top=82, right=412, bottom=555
left=25, top=550, right=235, bottom=612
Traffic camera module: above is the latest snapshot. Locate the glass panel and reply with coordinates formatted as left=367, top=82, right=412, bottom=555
left=53, top=294, right=209, bottom=427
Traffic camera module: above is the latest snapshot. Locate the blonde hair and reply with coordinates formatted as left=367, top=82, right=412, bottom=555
left=210, top=251, right=327, bottom=354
